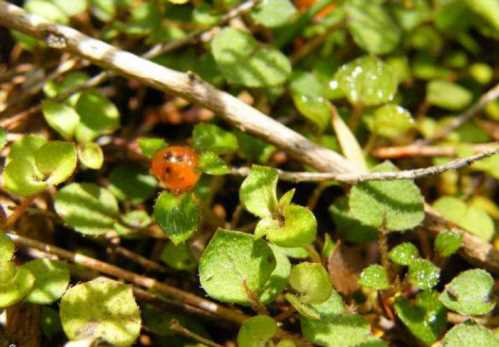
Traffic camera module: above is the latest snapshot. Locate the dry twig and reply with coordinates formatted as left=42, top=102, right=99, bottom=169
left=231, top=149, right=499, bottom=183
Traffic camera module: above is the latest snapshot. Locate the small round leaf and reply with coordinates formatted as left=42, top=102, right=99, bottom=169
left=237, top=315, right=277, bottom=347
left=75, top=90, right=120, bottom=143
left=78, top=142, right=104, bottom=170
left=3, top=159, right=48, bottom=197
left=439, top=269, right=495, bottom=316
left=211, top=28, right=291, bottom=87
left=289, top=262, right=332, bottom=304
left=35, top=141, right=77, bottom=185
left=240, top=165, right=278, bottom=218
left=42, top=100, right=80, bottom=140
left=199, top=229, right=276, bottom=305
left=0, top=232, right=15, bottom=262
left=258, top=204, right=317, bottom=247
left=153, top=191, right=199, bottom=245
left=0, top=263, right=35, bottom=309
left=334, top=56, right=398, bottom=106
left=349, top=162, right=425, bottom=232
left=55, top=183, right=119, bottom=236
left=22, top=259, right=70, bottom=304
left=359, top=265, right=390, bottom=290
left=109, top=164, right=157, bottom=204
left=408, top=259, right=440, bottom=290
left=60, top=277, right=141, bottom=347
left=192, top=123, right=238, bottom=155
left=388, top=242, right=420, bottom=266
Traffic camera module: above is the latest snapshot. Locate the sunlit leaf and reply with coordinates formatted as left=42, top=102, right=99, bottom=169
left=60, top=277, right=141, bottom=347
left=211, top=28, right=291, bottom=87
left=199, top=229, right=276, bottom=305
left=55, top=183, right=119, bottom=236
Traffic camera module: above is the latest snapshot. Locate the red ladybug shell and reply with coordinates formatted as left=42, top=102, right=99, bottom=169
left=151, top=145, right=200, bottom=194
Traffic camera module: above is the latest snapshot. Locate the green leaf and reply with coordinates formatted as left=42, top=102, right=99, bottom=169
left=50, top=0, right=88, bottom=17
left=137, top=137, right=167, bottom=159
left=78, top=142, right=104, bottom=170
left=199, top=152, right=230, bottom=175
left=153, top=192, right=199, bottom=245
left=0, top=127, right=6, bottom=151
left=237, top=315, right=277, bottom=347
left=465, top=0, right=499, bottom=32
left=349, top=162, right=425, bottom=232
left=442, top=321, right=499, bottom=347
left=160, top=242, right=197, bottom=272
left=299, top=289, right=345, bottom=321
left=109, top=164, right=157, bottom=204
left=251, top=0, right=296, bottom=28
left=278, top=189, right=295, bottom=209
left=334, top=56, right=398, bottom=106
left=192, top=123, right=238, bottom=155
left=21, top=259, right=70, bottom=304
left=24, top=0, right=69, bottom=24
left=257, top=204, right=317, bottom=247
left=329, top=198, right=378, bottom=243
left=0, top=262, right=35, bottom=309
left=75, top=90, right=120, bottom=143
left=394, top=291, right=447, bottom=346
left=42, top=101, right=79, bottom=140
left=114, top=210, right=152, bottom=238
left=346, top=0, right=401, bottom=54
left=434, top=231, right=463, bottom=257
left=259, top=244, right=291, bottom=304
left=240, top=165, right=278, bottom=218
left=433, top=196, right=495, bottom=241
left=285, top=293, right=320, bottom=320
left=8, top=134, right=47, bottom=167
left=2, top=159, right=48, bottom=197
left=236, top=131, right=276, bottom=163
left=426, top=80, right=473, bottom=111
left=43, top=72, right=88, bottom=105
left=390, top=0, right=432, bottom=31
left=123, top=2, right=161, bottom=36
left=439, top=269, right=495, bottom=316
left=199, top=229, right=276, bottom=305
left=359, top=265, right=390, bottom=290
left=388, top=242, right=420, bottom=266
left=55, top=183, right=119, bottom=236
left=35, top=141, right=77, bottom=185
left=290, top=71, right=331, bottom=132
left=408, top=259, right=440, bottom=290
left=289, top=262, right=332, bottom=304
left=0, top=232, right=14, bottom=262
left=300, top=290, right=378, bottom=347
left=469, top=63, right=493, bottom=84
left=60, top=277, right=141, bottom=347
left=211, top=28, right=291, bottom=87
left=366, top=104, right=414, bottom=139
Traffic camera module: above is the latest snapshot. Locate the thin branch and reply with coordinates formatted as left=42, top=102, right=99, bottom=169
left=0, top=0, right=356, bottom=175
left=7, top=232, right=249, bottom=325
left=372, top=143, right=499, bottom=159
left=416, top=83, right=499, bottom=145
left=230, top=149, right=499, bottom=183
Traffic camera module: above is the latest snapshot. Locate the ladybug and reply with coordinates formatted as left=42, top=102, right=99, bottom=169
left=151, top=145, right=200, bottom=194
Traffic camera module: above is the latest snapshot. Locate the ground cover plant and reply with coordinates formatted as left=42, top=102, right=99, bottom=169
left=0, top=0, right=498, bottom=346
